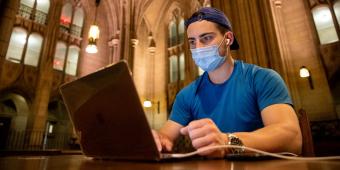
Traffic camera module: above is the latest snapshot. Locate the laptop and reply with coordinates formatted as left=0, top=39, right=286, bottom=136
left=59, top=61, right=189, bottom=161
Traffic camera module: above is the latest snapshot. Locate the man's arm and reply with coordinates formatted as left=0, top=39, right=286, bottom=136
left=180, top=103, right=302, bottom=157
left=234, top=103, right=302, bottom=154
left=152, top=120, right=183, bottom=152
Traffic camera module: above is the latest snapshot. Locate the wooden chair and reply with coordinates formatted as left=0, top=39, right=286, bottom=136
left=297, top=109, right=315, bottom=157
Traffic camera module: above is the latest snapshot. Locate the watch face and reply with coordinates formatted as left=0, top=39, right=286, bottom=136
left=228, top=134, right=244, bottom=154
left=231, top=136, right=242, bottom=145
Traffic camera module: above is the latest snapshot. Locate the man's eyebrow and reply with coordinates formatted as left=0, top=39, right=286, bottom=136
left=199, top=32, right=215, bottom=38
left=188, top=32, right=215, bottom=40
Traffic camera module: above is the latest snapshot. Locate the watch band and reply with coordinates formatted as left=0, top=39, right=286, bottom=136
left=227, top=134, right=245, bottom=154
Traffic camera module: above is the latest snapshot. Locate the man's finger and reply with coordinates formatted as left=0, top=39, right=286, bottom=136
left=180, top=119, right=207, bottom=135
left=152, top=130, right=162, bottom=152
left=164, top=139, right=173, bottom=152
left=186, top=119, right=209, bottom=130
left=187, top=126, right=207, bottom=140
left=180, top=126, right=189, bottom=135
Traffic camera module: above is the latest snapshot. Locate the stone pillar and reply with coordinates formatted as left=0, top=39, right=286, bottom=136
left=0, top=0, right=19, bottom=81
left=129, top=38, right=138, bottom=70
left=121, top=0, right=131, bottom=64
left=147, top=35, right=156, bottom=128
left=121, top=0, right=138, bottom=71
left=108, top=38, right=119, bottom=64
left=268, top=0, right=302, bottom=110
left=27, top=0, right=63, bottom=133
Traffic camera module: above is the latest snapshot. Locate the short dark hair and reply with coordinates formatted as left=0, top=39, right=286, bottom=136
left=215, top=23, right=229, bottom=35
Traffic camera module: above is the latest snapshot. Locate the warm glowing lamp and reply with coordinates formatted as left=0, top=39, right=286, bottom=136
left=86, top=0, right=101, bottom=54
left=143, top=100, right=152, bottom=108
left=299, top=66, right=314, bottom=89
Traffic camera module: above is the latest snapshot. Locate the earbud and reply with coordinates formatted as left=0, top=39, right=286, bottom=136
left=226, top=39, right=230, bottom=45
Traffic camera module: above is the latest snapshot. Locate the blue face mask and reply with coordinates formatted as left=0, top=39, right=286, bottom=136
left=191, top=38, right=226, bottom=72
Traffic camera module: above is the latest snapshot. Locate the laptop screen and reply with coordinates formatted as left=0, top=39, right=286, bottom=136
left=59, top=61, right=161, bottom=160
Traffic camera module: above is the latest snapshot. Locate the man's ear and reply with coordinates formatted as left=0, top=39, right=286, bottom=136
left=225, top=31, right=234, bottom=46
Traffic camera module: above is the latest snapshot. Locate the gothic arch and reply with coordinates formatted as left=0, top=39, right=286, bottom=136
left=155, top=1, right=182, bottom=34
left=0, top=92, right=30, bottom=130
left=136, top=17, right=151, bottom=36
left=134, top=0, right=154, bottom=33
left=103, top=0, right=121, bottom=37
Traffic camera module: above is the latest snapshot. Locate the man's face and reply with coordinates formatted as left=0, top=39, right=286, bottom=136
left=187, top=20, right=225, bottom=50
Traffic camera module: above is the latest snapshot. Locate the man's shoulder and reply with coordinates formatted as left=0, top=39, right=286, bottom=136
left=238, top=60, right=278, bottom=79
left=177, top=74, right=205, bottom=97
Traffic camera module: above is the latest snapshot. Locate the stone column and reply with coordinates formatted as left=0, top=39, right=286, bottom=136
left=0, top=0, right=19, bottom=81
left=147, top=35, right=156, bottom=128
left=129, top=38, right=138, bottom=70
left=268, top=0, right=302, bottom=110
left=121, top=0, right=131, bottom=64
left=108, top=38, right=119, bottom=64
left=27, top=0, right=63, bottom=134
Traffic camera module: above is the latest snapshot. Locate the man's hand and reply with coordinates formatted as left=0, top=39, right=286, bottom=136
left=180, top=118, right=227, bottom=158
left=152, top=129, right=173, bottom=152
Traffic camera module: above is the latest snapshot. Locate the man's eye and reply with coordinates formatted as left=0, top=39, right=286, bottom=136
left=188, top=40, right=196, bottom=47
left=201, top=36, right=213, bottom=43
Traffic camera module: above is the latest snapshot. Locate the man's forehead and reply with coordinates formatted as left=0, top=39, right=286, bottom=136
left=187, top=20, right=220, bottom=37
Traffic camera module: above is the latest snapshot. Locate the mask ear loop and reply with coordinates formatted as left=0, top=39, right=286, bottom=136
left=217, top=33, right=231, bottom=49
left=215, top=37, right=227, bottom=59
left=217, top=37, right=226, bottom=48
left=217, top=35, right=230, bottom=59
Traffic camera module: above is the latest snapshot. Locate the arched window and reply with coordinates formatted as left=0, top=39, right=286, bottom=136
left=19, top=0, right=34, bottom=19
left=20, top=0, right=34, bottom=8
left=53, top=41, right=67, bottom=71
left=5, top=27, right=27, bottom=63
left=24, top=33, right=43, bottom=66
left=65, top=45, right=79, bottom=76
left=169, top=55, right=178, bottom=83
left=71, top=8, right=85, bottom=36
left=168, top=19, right=177, bottom=47
left=60, top=3, right=73, bottom=31
left=178, top=19, right=185, bottom=44
left=19, top=0, right=50, bottom=24
left=179, top=53, right=185, bottom=80
left=334, top=0, right=340, bottom=27
left=35, top=0, right=50, bottom=24
left=312, top=5, right=339, bottom=44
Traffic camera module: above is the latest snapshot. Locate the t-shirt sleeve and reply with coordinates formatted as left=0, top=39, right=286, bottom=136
left=169, top=89, right=193, bottom=126
left=254, top=69, right=293, bottom=111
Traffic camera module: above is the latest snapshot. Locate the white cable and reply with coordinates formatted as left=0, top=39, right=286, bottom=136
left=170, top=145, right=340, bottom=161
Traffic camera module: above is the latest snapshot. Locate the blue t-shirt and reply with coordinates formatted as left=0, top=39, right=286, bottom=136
left=169, top=60, right=292, bottom=133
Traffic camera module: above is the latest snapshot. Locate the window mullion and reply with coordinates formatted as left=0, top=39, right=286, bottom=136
left=20, top=32, right=31, bottom=64
left=30, top=0, right=38, bottom=21
left=62, top=45, right=70, bottom=75
left=70, top=6, right=76, bottom=35
left=329, top=2, right=340, bottom=39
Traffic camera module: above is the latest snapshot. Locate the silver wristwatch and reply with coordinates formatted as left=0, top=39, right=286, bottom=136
left=227, top=134, right=245, bottom=154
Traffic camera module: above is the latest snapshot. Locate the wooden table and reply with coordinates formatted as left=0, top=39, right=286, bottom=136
left=0, top=155, right=339, bottom=170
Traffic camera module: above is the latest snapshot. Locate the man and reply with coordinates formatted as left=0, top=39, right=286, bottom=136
left=152, top=7, right=302, bottom=157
